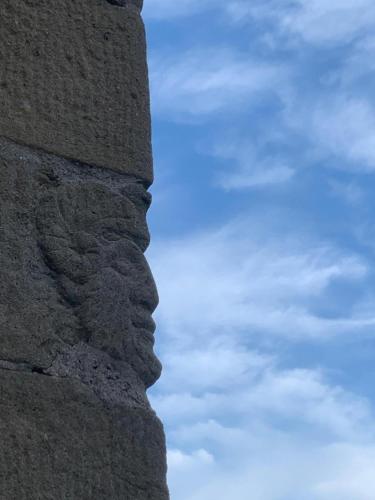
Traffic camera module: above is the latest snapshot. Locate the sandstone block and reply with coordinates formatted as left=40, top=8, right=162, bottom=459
left=0, top=0, right=152, bottom=182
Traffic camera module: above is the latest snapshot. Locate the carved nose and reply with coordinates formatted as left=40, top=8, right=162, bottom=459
left=132, top=313, right=156, bottom=334
left=136, top=278, right=159, bottom=314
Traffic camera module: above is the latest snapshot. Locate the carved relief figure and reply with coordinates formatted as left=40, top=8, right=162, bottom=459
left=36, top=175, right=161, bottom=388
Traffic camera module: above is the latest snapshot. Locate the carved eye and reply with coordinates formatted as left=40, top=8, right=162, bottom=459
left=100, top=218, right=128, bottom=242
left=101, top=228, right=122, bottom=242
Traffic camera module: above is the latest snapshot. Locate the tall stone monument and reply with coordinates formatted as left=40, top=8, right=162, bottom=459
left=0, top=0, right=169, bottom=498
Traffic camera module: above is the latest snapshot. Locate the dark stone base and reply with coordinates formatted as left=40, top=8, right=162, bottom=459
left=0, top=370, right=168, bottom=500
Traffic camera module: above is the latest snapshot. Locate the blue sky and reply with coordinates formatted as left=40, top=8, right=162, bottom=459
left=143, top=1, right=375, bottom=498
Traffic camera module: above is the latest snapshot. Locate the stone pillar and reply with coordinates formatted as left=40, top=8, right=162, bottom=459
left=0, top=1, right=169, bottom=498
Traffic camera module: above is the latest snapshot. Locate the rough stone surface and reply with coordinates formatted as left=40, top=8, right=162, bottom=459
left=0, top=1, right=168, bottom=498
left=0, top=371, right=168, bottom=500
left=0, top=137, right=161, bottom=388
left=0, top=0, right=152, bottom=182
left=0, top=136, right=169, bottom=498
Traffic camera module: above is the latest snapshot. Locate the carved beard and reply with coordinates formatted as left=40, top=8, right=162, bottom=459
left=36, top=180, right=161, bottom=388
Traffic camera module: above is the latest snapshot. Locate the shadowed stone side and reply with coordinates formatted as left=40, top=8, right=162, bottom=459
left=0, top=0, right=169, bottom=498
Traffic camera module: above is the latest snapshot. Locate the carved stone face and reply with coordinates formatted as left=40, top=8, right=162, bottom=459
left=36, top=177, right=161, bottom=387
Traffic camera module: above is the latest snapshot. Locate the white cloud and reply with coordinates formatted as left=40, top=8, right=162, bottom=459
left=145, top=2, right=375, bottom=498
left=219, top=163, right=293, bottom=189
left=282, top=0, right=375, bottom=45
left=309, top=97, right=375, bottom=171
left=168, top=448, right=215, bottom=469
left=167, top=440, right=375, bottom=500
left=145, top=0, right=375, bottom=47
left=148, top=35, right=375, bottom=175
left=205, top=81, right=375, bottom=176
left=157, top=367, right=375, bottom=500
left=277, top=79, right=375, bottom=172
left=149, top=218, right=375, bottom=498
left=149, top=49, right=284, bottom=118
left=245, top=368, right=371, bottom=439
left=223, top=0, right=375, bottom=45
left=160, top=347, right=270, bottom=392
left=150, top=218, right=371, bottom=346
left=214, top=138, right=294, bottom=189
left=154, top=360, right=373, bottom=441
left=313, top=445, right=375, bottom=499
left=341, top=36, right=375, bottom=85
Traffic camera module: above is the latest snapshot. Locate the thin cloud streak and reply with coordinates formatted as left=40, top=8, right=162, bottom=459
left=149, top=49, right=285, bottom=118
left=213, top=139, right=294, bottom=189
left=149, top=218, right=375, bottom=497
left=145, top=1, right=375, bottom=498
left=150, top=219, right=372, bottom=344
left=224, top=0, right=375, bottom=45
left=146, top=0, right=375, bottom=46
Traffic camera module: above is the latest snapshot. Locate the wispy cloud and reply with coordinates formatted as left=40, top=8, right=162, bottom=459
left=341, top=35, right=375, bottom=84
left=223, top=0, right=375, bottom=45
left=281, top=0, right=375, bottom=45
left=213, top=138, right=294, bottom=189
left=149, top=49, right=284, bottom=119
left=149, top=33, right=375, bottom=180
left=146, top=0, right=375, bottom=498
left=290, top=96, right=375, bottom=171
left=152, top=341, right=375, bottom=499
left=150, top=218, right=372, bottom=345
left=149, top=214, right=375, bottom=498
left=154, top=361, right=373, bottom=438
left=146, top=0, right=375, bottom=46
left=166, top=438, right=375, bottom=500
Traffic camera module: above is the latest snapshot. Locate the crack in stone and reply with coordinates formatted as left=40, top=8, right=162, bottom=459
left=0, top=134, right=152, bottom=188
left=0, top=346, right=151, bottom=410
left=0, top=0, right=168, bottom=494
left=104, top=0, right=143, bottom=10
left=0, top=360, right=52, bottom=376
left=0, top=135, right=153, bottom=195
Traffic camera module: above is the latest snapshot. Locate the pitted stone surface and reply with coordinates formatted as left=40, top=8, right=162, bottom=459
left=0, top=137, right=168, bottom=498
left=0, top=0, right=152, bottom=182
left=0, top=137, right=161, bottom=389
left=0, top=371, right=168, bottom=500
left=0, top=1, right=168, bottom=497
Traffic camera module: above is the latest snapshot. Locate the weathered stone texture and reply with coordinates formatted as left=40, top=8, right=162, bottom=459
left=0, top=136, right=168, bottom=498
left=0, top=138, right=161, bottom=387
left=0, top=136, right=169, bottom=499
left=0, top=0, right=168, bottom=497
left=0, top=0, right=152, bottom=182
left=0, top=371, right=168, bottom=500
